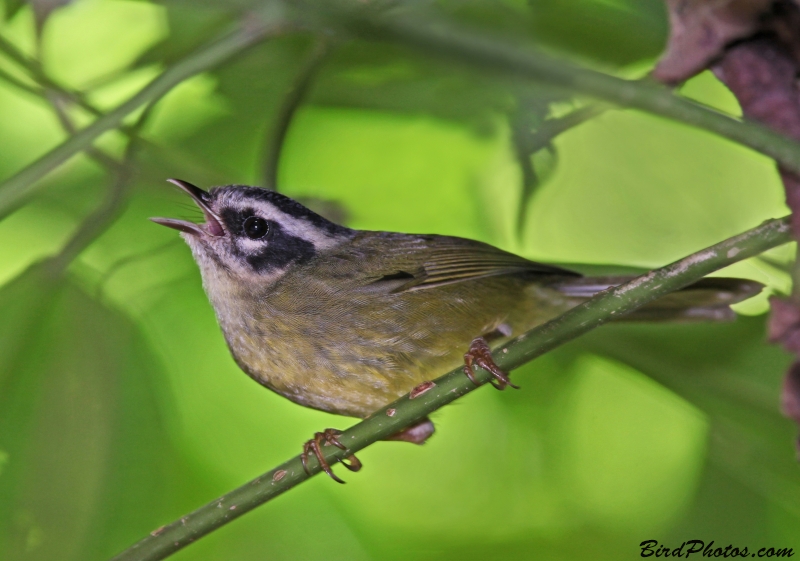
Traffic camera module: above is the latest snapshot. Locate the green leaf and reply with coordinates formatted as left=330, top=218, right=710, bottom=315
left=2, top=0, right=26, bottom=22
left=576, top=317, right=800, bottom=522
left=0, top=263, right=184, bottom=560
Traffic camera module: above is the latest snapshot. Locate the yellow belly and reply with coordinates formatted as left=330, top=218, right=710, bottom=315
left=215, top=275, right=576, bottom=418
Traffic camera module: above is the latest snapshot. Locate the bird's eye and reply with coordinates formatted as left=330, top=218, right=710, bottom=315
left=243, top=216, right=269, bottom=239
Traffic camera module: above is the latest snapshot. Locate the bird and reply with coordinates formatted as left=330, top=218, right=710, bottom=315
left=151, top=179, right=762, bottom=482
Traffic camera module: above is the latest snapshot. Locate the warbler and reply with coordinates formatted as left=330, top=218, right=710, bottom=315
left=152, top=179, right=761, bottom=482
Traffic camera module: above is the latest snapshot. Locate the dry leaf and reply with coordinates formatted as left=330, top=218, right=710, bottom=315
left=653, top=0, right=772, bottom=83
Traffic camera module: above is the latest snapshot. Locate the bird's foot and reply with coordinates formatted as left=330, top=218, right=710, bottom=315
left=463, top=336, right=519, bottom=390
left=385, top=417, right=435, bottom=444
left=301, top=428, right=362, bottom=484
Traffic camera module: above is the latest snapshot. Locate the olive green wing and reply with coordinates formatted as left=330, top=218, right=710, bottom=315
left=347, top=232, right=579, bottom=293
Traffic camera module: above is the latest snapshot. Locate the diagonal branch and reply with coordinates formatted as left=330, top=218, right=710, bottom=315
left=0, top=65, right=43, bottom=97
left=47, top=92, right=126, bottom=173
left=0, top=32, right=234, bottom=185
left=0, top=33, right=103, bottom=117
left=0, top=13, right=289, bottom=220
left=4, top=5, right=800, bottom=223
left=302, top=3, right=800, bottom=174
left=46, top=100, right=158, bottom=276
left=109, top=215, right=792, bottom=561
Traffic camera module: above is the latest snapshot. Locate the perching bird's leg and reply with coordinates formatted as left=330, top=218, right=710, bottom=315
left=301, top=428, right=362, bottom=484
left=385, top=417, right=435, bottom=444
left=463, top=336, right=519, bottom=390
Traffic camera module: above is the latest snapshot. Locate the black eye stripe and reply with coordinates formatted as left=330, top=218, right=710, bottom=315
left=245, top=221, right=315, bottom=272
left=217, top=207, right=316, bottom=272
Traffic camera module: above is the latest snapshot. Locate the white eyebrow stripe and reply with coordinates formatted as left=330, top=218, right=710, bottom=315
left=228, top=199, right=340, bottom=250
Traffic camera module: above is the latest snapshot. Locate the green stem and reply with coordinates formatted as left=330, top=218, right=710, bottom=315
left=0, top=16, right=286, bottom=220
left=46, top=100, right=157, bottom=276
left=262, top=36, right=333, bottom=191
left=527, top=104, right=609, bottom=154
left=0, top=33, right=105, bottom=118
left=0, top=33, right=231, bottom=182
left=109, top=216, right=792, bottom=561
left=311, top=5, right=800, bottom=173
left=0, top=66, right=42, bottom=96
left=4, top=5, right=799, bottom=222
left=512, top=102, right=608, bottom=238
left=509, top=94, right=545, bottom=238
left=0, top=34, right=42, bottom=77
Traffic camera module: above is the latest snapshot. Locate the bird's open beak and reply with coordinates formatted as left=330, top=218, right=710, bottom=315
left=150, top=179, right=225, bottom=237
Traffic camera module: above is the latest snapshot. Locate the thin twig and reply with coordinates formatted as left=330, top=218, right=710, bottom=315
left=527, top=104, right=608, bottom=154
left=4, top=6, right=800, bottom=221
left=46, top=101, right=157, bottom=276
left=0, top=26, right=187, bottom=165
left=109, top=215, right=792, bottom=561
left=0, top=35, right=228, bottom=183
left=0, top=34, right=40, bottom=77
left=261, top=37, right=333, bottom=190
left=47, top=92, right=126, bottom=173
left=0, top=14, right=288, bottom=220
left=0, top=29, right=169, bottom=149
left=0, top=66, right=43, bottom=96
left=48, top=92, right=207, bottom=189
left=0, top=33, right=101, bottom=116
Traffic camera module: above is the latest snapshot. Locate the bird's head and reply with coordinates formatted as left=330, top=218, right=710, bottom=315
left=151, top=179, right=353, bottom=289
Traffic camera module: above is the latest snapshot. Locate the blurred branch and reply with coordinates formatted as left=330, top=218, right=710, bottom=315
left=0, top=13, right=289, bottom=221
left=0, top=34, right=43, bottom=79
left=301, top=4, right=800, bottom=174
left=46, top=101, right=157, bottom=276
left=0, top=35, right=229, bottom=184
left=527, top=104, right=608, bottom=154
left=509, top=96, right=545, bottom=238
left=0, top=66, right=42, bottom=96
left=262, top=36, right=333, bottom=190
left=48, top=93, right=126, bottom=173
left=5, top=4, right=799, bottom=220
left=0, top=33, right=103, bottom=117
left=110, top=216, right=792, bottom=561
left=48, top=90, right=219, bottom=188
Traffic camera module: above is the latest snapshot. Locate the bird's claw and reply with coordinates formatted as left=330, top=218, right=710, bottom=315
left=463, top=336, right=519, bottom=390
left=301, top=428, right=362, bottom=484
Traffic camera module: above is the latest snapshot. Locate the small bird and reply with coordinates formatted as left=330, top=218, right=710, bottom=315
left=152, top=179, right=761, bottom=482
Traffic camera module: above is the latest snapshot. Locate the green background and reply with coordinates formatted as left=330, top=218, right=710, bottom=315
left=0, top=1, right=797, bottom=559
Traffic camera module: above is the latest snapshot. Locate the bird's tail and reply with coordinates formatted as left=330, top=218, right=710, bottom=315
left=550, top=277, right=764, bottom=322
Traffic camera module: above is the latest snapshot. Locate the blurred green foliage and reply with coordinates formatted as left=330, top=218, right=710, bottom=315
left=0, top=0, right=797, bottom=560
